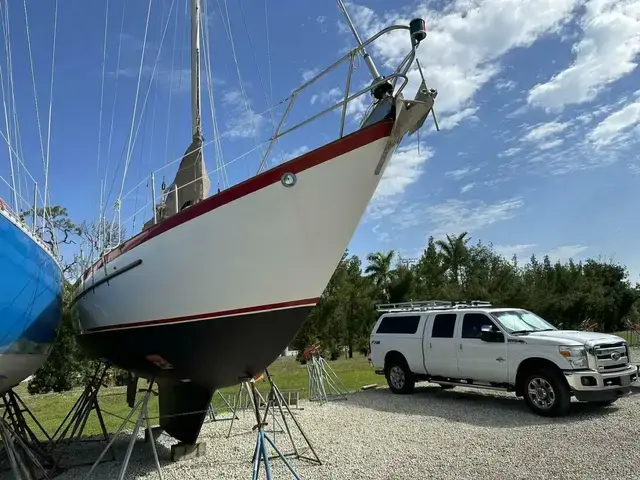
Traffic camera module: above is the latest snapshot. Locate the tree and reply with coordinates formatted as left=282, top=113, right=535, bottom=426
left=436, top=232, right=470, bottom=285
left=365, top=250, right=395, bottom=302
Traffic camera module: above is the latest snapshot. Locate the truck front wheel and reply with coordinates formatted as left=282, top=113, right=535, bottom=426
left=523, top=369, right=571, bottom=416
left=385, top=359, right=415, bottom=394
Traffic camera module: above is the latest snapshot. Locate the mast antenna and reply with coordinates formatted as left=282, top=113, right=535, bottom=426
left=190, top=0, right=202, bottom=140
left=335, top=0, right=392, bottom=99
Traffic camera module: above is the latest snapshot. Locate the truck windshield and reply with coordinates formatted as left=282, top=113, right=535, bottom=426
left=491, top=310, right=557, bottom=334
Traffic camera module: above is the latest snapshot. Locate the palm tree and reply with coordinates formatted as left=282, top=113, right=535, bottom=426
left=365, top=250, right=395, bottom=301
left=436, top=232, right=470, bottom=285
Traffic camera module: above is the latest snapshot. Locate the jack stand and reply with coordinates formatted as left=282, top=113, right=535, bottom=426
left=227, top=381, right=267, bottom=438
left=248, top=379, right=300, bottom=480
left=0, top=388, right=58, bottom=480
left=207, top=390, right=239, bottom=422
left=0, top=417, right=50, bottom=480
left=83, top=380, right=162, bottom=480
left=49, top=362, right=114, bottom=468
left=307, top=355, right=349, bottom=404
left=261, top=369, right=321, bottom=465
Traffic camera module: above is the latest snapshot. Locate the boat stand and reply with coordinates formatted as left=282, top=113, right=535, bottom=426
left=207, top=390, right=239, bottom=423
left=0, top=389, right=57, bottom=479
left=49, top=362, right=115, bottom=468
left=83, top=380, right=162, bottom=480
left=307, top=355, right=349, bottom=404
left=226, top=381, right=268, bottom=438
left=247, top=379, right=301, bottom=480
left=260, top=369, right=321, bottom=466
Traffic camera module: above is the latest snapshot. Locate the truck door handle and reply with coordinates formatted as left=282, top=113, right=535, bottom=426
left=459, top=344, right=463, bottom=350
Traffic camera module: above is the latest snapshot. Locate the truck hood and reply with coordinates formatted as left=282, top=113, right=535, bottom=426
left=521, top=330, right=626, bottom=346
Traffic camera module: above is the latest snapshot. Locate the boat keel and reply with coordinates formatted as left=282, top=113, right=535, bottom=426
left=158, top=380, right=213, bottom=446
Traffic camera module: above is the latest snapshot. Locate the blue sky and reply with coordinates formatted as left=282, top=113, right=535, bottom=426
left=1, top=0, right=639, bottom=279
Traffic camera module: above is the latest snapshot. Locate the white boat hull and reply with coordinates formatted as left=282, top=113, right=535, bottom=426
left=73, top=120, right=396, bottom=390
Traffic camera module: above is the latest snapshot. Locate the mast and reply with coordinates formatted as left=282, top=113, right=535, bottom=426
left=190, top=0, right=202, bottom=140
left=335, top=0, right=381, bottom=83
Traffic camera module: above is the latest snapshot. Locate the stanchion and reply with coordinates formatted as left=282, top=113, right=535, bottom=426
left=261, top=369, right=321, bottom=465
left=303, top=345, right=349, bottom=404
left=207, top=390, right=239, bottom=423
left=0, top=416, right=50, bottom=480
left=0, top=388, right=58, bottom=479
left=83, top=379, right=162, bottom=480
left=247, top=378, right=300, bottom=480
left=227, top=378, right=267, bottom=438
left=48, top=361, right=115, bottom=468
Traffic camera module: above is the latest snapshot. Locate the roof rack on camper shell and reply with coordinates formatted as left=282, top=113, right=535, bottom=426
left=375, top=300, right=493, bottom=313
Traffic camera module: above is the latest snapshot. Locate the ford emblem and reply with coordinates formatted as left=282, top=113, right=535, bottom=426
left=611, top=352, right=621, bottom=361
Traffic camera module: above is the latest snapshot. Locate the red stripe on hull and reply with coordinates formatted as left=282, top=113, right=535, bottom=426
left=84, top=120, right=394, bottom=277
left=82, top=297, right=320, bottom=334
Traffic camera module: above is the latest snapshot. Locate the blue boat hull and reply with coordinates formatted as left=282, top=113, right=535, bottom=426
left=0, top=210, right=63, bottom=393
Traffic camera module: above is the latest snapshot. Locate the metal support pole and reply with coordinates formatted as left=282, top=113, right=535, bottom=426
left=173, top=184, right=179, bottom=215
left=150, top=173, right=157, bottom=224
left=32, top=183, right=37, bottom=230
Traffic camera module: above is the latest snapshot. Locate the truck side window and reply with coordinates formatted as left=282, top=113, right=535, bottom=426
left=375, top=315, right=421, bottom=334
left=461, top=313, right=498, bottom=339
left=431, top=313, right=456, bottom=338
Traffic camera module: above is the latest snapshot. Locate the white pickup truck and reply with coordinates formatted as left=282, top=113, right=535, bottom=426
left=369, top=300, right=638, bottom=416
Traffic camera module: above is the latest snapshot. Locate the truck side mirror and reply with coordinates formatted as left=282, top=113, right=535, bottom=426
left=480, top=325, right=504, bottom=343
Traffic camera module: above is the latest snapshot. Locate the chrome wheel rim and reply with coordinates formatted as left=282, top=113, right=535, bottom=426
left=527, top=377, right=556, bottom=410
left=389, top=365, right=405, bottom=389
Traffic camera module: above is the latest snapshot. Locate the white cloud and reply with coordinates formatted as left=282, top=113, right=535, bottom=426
left=436, top=107, right=479, bottom=131
left=527, top=0, right=640, bottom=111
left=460, top=182, right=475, bottom=194
left=345, top=0, right=580, bottom=118
left=272, top=146, right=310, bottom=165
left=494, top=244, right=537, bottom=259
left=495, top=79, right=517, bottom=91
left=310, top=87, right=343, bottom=105
left=221, top=90, right=264, bottom=139
left=301, top=68, right=320, bottom=82
left=424, top=197, right=525, bottom=238
left=368, top=142, right=433, bottom=219
left=445, top=165, right=480, bottom=181
left=586, top=96, right=640, bottom=147
left=629, top=164, right=640, bottom=175
left=543, top=244, right=589, bottom=262
left=538, top=138, right=564, bottom=150
left=499, top=147, right=521, bottom=158
left=522, top=121, right=571, bottom=142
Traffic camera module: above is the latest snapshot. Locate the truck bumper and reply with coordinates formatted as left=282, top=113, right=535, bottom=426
left=563, top=365, right=638, bottom=402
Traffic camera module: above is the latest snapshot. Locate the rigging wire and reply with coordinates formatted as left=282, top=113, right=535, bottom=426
left=22, top=0, right=48, bottom=226
left=162, top=0, right=187, bottom=171
left=201, top=0, right=229, bottom=190
left=96, top=0, right=110, bottom=190
left=216, top=0, right=266, bottom=168
left=0, top=1, right=18, bottom=211
left=100, top=0, right=127, bottom=233
left=116, top=0, right=154, bottom=207
left=43, top=0, right=59, bottom=255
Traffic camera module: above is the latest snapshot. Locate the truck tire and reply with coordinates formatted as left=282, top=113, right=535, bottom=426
left=523, top=369, right=571, bottom=417
left=385, top=358, right=415, bottom=394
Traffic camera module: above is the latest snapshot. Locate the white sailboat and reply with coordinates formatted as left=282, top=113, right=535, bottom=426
left=72, top=0, right=438, bottom=445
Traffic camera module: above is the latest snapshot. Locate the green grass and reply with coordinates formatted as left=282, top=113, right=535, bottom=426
left=12, top=355, right=380, bottom=441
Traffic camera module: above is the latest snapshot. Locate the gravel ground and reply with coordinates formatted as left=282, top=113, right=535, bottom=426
left=41, top=375, right=640, bottom=480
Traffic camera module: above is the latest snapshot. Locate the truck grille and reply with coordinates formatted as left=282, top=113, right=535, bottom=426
left=594, top=342, right=629, bottom=372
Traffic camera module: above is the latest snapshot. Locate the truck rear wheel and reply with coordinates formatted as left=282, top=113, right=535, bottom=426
left=385, top=359, right=415, bottom=394
left=523, top=369, right=571, bottom=417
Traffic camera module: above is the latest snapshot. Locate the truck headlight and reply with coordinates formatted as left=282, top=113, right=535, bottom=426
left=559, top=346, right=588, bottom=369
